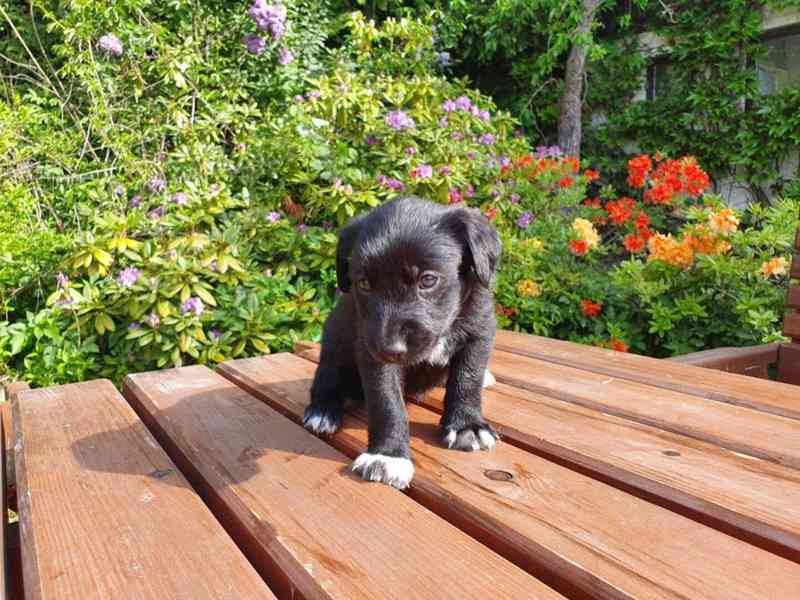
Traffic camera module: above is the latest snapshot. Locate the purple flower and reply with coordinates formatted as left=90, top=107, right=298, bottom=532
left=455, top=96, right=472, bottom=111
left=466, top=151, right=477, bottom=160
left=378, top=175, right=405, bottom=191
left=439, top=165, right=452, bottom=176
left=278, top=47, right=294, bottom=65
left=479, top=133, right=496, bottom=146
left=478, top=110, right=491, bottom=122
left=470, top=105, right=480, bottom=116
left=450, top=131, right=464, bottom=141
left=128, top=322, right=141, bottom=331
left=181, top=297, right=205, bottom=316
left=510, top=193, right=521, bottom=204
left=113, top=184, right=125, bottom=198
left=147, top=175, right=166, bottom=194
left=129, top=195, right=142, bottom=209
left=294, top=94, right=304, bottom=103
left=267, top=211, right=282, bottom=222
left=385, top=110, right=415, bottom=131
left=404, top=146, right=417, bottom=156
left=172, top=192, right=188, bottom=205
left=517, top=211, right=534, bottom=229
left=55, top=298, right=74, bottom=307
left=438, top=116, right=449, bottom=128
left=491, top=190, right=501, bottom=199
left=442, top=100, right=457, bottom=113
left=167, top=249, right=178, bottom=260
left=448, top=188, right=463, bottom=204
left=535, top=145, right=562, bottom=158
left=248, top=0, right=287, bottom=40
left=147, top=206, right=166, bottom=219
left=56, top=272, right=69, bottom=288
left=464, top=184, right=475, bottom=198
left=410, top=164, right=433, bottom=180
left=365, top=135, right=379, bottom=146
left=322, top=221, right=333, bottom=230
left=117, top=267, right=141, bottom=288
left=98, top=33, right=123, bottom=57
left=306, top=91, right=321, bottom=100
left=210, top=329, right=222, bottom=341
left=243, top=34, right=266, bottom=55
left=498, top=155, right=511, bottom=167
left=210, top=260, right=219, bottom=272
left=436, top=51, right=451, bottom=68
left=296, top=223, right=308, bottom=233
left=514, top=128, right=524, bottom=137
left=146, top=312, right=161, bottom=328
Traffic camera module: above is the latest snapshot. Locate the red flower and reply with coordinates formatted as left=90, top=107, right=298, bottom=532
left=623, top=234, right=646, bottom=253
left=558, top=176, right=575, bottom=188
left=635, top=212, right=650, bottom=229
left=605, top=197, right=636, bottom=225
left=563, top=156, right=580, bottom=173
left=569, top=239, right=589, bottom=256
left=583, top=197, right=602, bottom=208
left=581, top=299, right=603, bottom=317
left=627, top=154, right=653, bottom=188
left=583, top=169, right=600, bottom=181
left=609, top=339, right=629, bottom=353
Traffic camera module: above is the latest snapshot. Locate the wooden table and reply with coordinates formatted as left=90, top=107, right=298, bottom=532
left=4, top=329, right=800, bottom=599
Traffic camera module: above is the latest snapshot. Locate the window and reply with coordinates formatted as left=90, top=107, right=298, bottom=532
left=646, top=60, right=676, bottom=101
left=757, top=27, right=800, bottom=95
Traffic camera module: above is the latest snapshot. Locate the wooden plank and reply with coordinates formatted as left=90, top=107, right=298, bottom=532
left=784, top=312, right=800, bottom=341
left=787, top=285, right=800, bottom=310
left=494, top=329, right=800, bottom=420
left=123, top=366, right=555, bottom=600
left=488, top=349, right=800, bottom=469
left=795, top=228, right=800, bottom=251
left=778, top=343, right=800, bottom=386
left=1, top=409, right=7, bottom=600
left=219, top=354, right=800, bottom=599
left=791, top=253, right=800, bottom=278
left=293, top=345, right=800, bottom=559
left=667, top=343, right=778, bottom=378
left=14, top=380, right=275, bottom=600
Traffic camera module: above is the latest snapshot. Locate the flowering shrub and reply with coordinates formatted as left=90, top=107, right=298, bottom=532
left=1, top=5, right=796, bottom=387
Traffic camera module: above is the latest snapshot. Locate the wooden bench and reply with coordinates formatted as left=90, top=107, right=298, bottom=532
left=2, top=331, right=800, bottom=598
left=670, top=228, right=800, bottom=385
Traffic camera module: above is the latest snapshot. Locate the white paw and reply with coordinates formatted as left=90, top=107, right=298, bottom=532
left=482, top=370, right=496, bottom=388
left=444, top=426, right=498, bottom=451
left=303, top=406, right=341, bottom=435
left=351, top=453, right=414, bottom=490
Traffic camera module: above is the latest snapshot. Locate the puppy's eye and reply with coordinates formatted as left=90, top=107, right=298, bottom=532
left=357, top=278, right=372, bottom=293
left=419, top=273, right=439, bottom=289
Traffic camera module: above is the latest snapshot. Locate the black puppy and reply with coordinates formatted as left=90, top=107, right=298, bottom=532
left=304, top=196, right=501, bottom=489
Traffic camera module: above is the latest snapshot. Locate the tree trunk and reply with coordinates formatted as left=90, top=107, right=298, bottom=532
left=557, top=0, right=603, bottom=158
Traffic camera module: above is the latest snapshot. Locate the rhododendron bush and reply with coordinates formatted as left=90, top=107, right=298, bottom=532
left=1, top=6, right=796, bottom=387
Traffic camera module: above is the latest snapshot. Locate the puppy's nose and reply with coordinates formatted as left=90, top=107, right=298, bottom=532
left=377, top=339, right=407, bottom=363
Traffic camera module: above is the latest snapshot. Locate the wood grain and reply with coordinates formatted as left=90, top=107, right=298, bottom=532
left=778, top=343, right=800, bottom=386
left=219, top=353, right=800, bottom=599
left=787, top=286, right=800, bottom=310
left=489, top=349, right=800, bottom=469
left=123, top=366, right=554, bottom=600
left=494, top=329, right=800, bottom=420
left=1, top=406, right=7, bottom=600
left=14, top=379, right=274, bottom=600
left=791, top=253, right=800, bottom=278
left=667, top=343, right=778, bottom=379
left=784, top=313, right=800, bottom=341
left=293, top=344, right=800, bottom=559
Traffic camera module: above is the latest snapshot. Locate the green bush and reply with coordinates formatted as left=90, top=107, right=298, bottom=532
left=1, top=6, right=795, bottom=387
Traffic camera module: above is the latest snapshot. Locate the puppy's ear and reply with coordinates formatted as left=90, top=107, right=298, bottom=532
left=335, top=214, right=366, bottom=292
left=440, top=207, right=501, bottom=288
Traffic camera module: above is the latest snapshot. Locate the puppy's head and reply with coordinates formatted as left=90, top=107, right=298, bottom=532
left=336, top=197, right=501, bottom=365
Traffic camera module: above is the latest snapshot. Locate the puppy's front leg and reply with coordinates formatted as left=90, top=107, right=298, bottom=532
left=441, top=338, right=498, bottom=451
left=351, top=359, right=414, bottom=490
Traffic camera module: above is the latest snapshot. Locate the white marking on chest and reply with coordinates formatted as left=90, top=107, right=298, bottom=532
left=425, top=338, right=450, bottom=366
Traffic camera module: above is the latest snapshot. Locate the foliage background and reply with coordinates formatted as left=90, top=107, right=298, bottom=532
left=1, top=0, right=797, bottom=387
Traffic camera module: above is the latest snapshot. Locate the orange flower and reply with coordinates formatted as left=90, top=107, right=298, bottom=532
left=563, top=156, right=580, bottom=174
left=627, top=154, right=653, bottom=188
left=707, top=208, right=739, bottom=234
left=484, top=206, right=498, bottom=221
left=569, top=239, right=589, bottom=256
left=605, top=197, right=636, bottom=225
left=609, top=339, right=629, bottom=353
left=583, top=169, right=600, bottom=181
left=559, top=176, right=575, bottom=188
left=647, top=233, right=694, bottom=268
left=623, top=234, right=646, bottom=253
left=581, top=299, right=602, bottom=317
left=583, top=197, right=602, bottom=208
left=760, top=257, right=788, bottom=278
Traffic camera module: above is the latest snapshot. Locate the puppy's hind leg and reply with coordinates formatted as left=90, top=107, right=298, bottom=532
left=304, top=363, right=346, bottom=435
